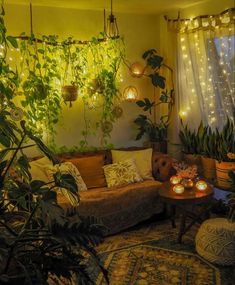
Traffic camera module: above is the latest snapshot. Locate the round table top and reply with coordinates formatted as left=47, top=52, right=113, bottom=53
left=158, top=181, right=214, bottom=205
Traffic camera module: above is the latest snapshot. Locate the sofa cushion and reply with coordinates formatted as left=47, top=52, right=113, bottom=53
left=111, top=148, right=153, bottom=180
left=47, top=162, right=87, bottom=207
left=103, top=158, right=143, bottom=188
left=61, top=154, right=107, bottom=189
left=29, top=156, right=53, bottom=182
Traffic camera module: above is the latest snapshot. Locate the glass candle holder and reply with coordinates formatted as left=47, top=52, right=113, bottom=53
left=195, top=180, right=207, bottom=191
left=173, top=184, right=185, bottom=194
left=182, top=178, right=194, bottom=189
left=170, top=175, right=182, bottom=185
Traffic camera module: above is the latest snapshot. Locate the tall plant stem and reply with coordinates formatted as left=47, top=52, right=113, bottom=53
left=3, top=203, right=40, bottom=274
left=1, top=133, right=26, bottom=184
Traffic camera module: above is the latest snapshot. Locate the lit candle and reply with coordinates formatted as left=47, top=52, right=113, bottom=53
left=173, top=184, right=185, bottom=194
left=196, top=180, right=207, bottom=191
left=170, top=176, right=182, bottom=185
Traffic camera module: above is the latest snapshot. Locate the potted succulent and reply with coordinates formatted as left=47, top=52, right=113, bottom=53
left=178, top=120, right=203, bottom=171
left=213, top=119, right=235, bottom=189
left=200, top=125, right=217, bottom=181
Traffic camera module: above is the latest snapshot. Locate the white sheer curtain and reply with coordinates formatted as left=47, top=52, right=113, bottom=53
left=169, top=9, right=235, bottom=130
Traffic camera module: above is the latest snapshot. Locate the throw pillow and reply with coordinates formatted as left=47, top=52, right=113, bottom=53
left=103, top=158, right=143, bottom=188
left=47, top=162, right=87, bottom=206
left=111, top=148, right=153, bottom=180
left=61, top=154, right=107, bottom=188
left=29, top=156, right=53, bottom=182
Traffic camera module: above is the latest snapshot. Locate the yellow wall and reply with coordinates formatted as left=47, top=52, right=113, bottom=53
left=4, top=3, right=160, bottom=150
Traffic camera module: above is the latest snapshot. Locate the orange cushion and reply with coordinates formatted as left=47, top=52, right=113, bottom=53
left=63, top=155, right=107, bottom=189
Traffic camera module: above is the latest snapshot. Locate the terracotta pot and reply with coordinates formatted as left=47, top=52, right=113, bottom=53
left=201, top=156, right=216, bottom=181
left=215, top=161, right=235, bottom=189
left=61, top=85, right=78, bottom=102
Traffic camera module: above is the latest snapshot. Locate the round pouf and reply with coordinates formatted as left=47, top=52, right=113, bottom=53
left=195, top=218, right=235, bottom=265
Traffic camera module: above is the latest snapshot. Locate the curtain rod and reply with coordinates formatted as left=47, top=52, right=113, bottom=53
left=164, top=7, right=235, bottom=22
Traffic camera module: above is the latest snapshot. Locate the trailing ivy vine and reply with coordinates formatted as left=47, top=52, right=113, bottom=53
left=19, top=35, right=62, bottom=143
left=4, top=14, right=125, bottom=149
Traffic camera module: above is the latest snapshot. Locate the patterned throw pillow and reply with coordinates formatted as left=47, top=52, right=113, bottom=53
left=47, top=162, right=87, bottom=206
left=103, top=159, right=143, bottom=188
left=111, top=148, right=153, bottom=180
left=29, top=156, right=53, bottom=182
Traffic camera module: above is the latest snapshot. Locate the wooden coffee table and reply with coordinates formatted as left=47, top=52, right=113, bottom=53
left=158, top=181, right=214, bottom=243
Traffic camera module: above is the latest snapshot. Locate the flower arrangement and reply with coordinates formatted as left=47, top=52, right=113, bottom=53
left=172, top=161, right=198, bottom=179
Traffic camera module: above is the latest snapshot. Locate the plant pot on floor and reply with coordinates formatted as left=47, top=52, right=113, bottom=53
left=215, top=161, right=235, bottom=190
left=201, top=156, right=216, bottom=181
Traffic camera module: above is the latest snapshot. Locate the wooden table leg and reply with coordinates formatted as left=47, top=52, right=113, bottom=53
left=177, top=211, right=186, bottom=244
left=170, top=205, right=176, bottom=228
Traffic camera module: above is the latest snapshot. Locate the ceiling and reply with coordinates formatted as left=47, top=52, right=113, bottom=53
left=6, top=0, right=210, bottom=14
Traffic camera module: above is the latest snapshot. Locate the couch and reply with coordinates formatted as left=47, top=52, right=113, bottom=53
left=55, top=148, right=174, bottom=235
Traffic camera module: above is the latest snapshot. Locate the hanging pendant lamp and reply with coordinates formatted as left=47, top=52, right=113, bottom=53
left=106, top=0, right=119, bottom=38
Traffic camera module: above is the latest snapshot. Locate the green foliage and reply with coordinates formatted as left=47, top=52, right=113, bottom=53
left=179, top=120, right=207, bottom=155
left=2, top=6, right=124, bottom=148
left=0, top=116, right=108, bottom=284
left=179, top=118, right=235, bottom=160
left=134, top=99, right=168, bottom=142
left=134, top=49, right=174, bottom=143
left=0, top=10, right=109, bottom=282
left=19, top=35, right=62, bottom=142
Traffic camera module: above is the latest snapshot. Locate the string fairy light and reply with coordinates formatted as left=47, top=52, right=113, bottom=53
left=175, top=8, right=235, bottom=128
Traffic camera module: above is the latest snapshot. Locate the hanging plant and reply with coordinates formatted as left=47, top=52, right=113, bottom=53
left=4, top=22, right=124, bottom=149
left=61, top=84, right=78, bottom=106
left=19, top=35, right=62, bottom=143
left=60, top=39, right=82, bottom=107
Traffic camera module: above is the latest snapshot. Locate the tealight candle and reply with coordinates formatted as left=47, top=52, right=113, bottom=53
left=196, top=180, right=207, bottom=191
left=173, top=184, right=185, bottom=194
left=170, top=175, right=182, bottom=185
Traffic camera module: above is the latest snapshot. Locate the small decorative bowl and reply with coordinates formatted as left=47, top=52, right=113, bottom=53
left=182, top=178, right=194, bottom=189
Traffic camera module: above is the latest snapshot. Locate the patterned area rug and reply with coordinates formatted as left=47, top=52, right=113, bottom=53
left=89, top=219, right=234, bottom=285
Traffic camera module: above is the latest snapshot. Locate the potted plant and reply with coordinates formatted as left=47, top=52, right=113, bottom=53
left=134, top=49, right=174, bottom=153
left=0, top=11, right=108, bottom=282
left=213, top=119, right=235, bottom=189
left=60, top=41, right=80, bottom=107
left=0, top=116, right=109, bottom=284
left=178, top=120, right=203, bottom=171
left=134, top=98, right=168, bottom=152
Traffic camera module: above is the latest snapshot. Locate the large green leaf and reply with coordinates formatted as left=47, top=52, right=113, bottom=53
left=149, top=73, right=165, bottom=89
